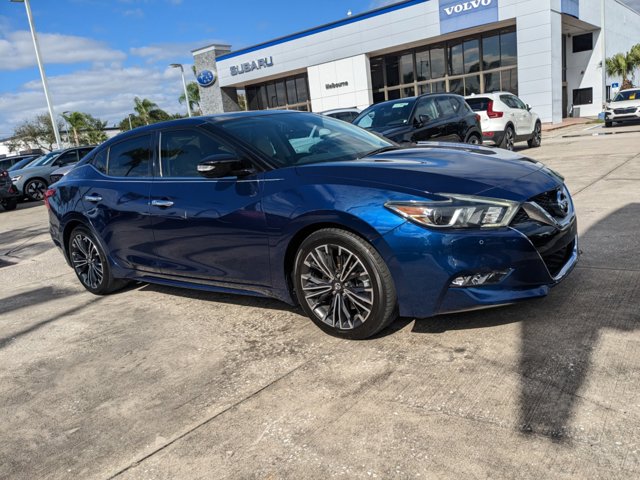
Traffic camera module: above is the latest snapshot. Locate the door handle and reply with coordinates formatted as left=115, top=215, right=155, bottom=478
left=84, top=194, right=102, bottom=203
left=151, top=199, right=174, bottom=208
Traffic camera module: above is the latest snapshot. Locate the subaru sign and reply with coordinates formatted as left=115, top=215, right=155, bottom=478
left=439, top=0, right=498, bottom=34
left=196, top=70, right=216, bottom=87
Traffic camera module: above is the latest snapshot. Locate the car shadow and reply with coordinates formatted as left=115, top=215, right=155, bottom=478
left=404, top=202, right=640, bottom=441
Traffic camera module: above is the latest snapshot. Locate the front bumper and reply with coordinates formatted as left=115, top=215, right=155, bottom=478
left=375, top=214, right=578, bottom=319
left=605, top=109, right=640, bottom=122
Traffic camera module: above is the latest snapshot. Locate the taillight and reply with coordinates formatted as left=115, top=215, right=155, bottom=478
left=44, top=188, right=56, bottom=210
left=487, top=100, right=503, bottom=118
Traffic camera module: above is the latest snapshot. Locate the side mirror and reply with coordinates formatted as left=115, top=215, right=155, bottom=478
left=526, top=104, right=532, bottom=111
left=197, top=154, right=253, bottom=179
left=414, top=114, right=430, bottom=127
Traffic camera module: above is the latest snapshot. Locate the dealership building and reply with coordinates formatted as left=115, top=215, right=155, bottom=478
left=192, top=0, right=640, bottom=123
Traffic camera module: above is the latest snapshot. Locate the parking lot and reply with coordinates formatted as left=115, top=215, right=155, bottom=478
left=1, top=124, right=639, bottom=479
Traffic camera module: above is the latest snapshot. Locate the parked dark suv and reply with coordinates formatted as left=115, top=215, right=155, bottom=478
left=0, top=169, right=20, bottom=211
left=353, top=94, right=482, bottom=145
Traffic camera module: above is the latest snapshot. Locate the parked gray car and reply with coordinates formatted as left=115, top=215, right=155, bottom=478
left=10, top=146, right=95, bottom=201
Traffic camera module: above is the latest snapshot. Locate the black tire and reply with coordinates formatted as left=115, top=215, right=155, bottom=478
left=499, top=125, right=515, bottom=151
left=1, top=198, right=17, bottom=211
left=527, top=122, right=542, bottom=148
left=24, top=177, right=48, bottom=202
left=604, top=121, right=613, bottom=128
left=68, top=226, right=128, bottom=295
left=466, top=133, right=481, bottom=145
left=293, top=228, right=397, bottom=340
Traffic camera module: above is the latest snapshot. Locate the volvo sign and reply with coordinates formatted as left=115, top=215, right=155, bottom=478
left=439, top=0, right=498, bottom=34
left=230, top=57, right=274, bottom=76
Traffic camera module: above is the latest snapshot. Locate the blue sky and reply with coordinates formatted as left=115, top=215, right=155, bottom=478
left=2, top=0, right=640, bottom=137
left=0, top=0, right=391, bottom=137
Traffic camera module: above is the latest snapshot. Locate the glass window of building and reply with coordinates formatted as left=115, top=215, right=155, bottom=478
left=245, top=73, right=311, bottom=111
left=369, top=27, right=518, bottom=103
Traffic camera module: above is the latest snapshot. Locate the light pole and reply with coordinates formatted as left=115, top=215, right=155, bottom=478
left=11, top=0, right=62, bottom=149
left=170, top=63, right=192, bottom=117
left=128, top=114, right=133, bottom=130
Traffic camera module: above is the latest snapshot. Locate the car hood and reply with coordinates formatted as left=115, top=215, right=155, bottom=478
left=365, top=124, right=411, bottom=138
left=295, top=143, right=562, bottom=201
left=10, top=165, right=50, bottom=177
left=609, top=99, right=640, bottom=108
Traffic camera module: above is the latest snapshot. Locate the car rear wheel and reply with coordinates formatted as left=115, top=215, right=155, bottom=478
left=1, top=198, right=17, bottom=211
left=293, top=228, right=397, bottom=339
left=527, top=122, right=542, bottom=148
left=69, top=226, right=128, bottom=295
left=24, top=178, right=47, bottom=201
left=466, top=133, right=481, bottom=145
left=499, top=125, right=515, bottom=151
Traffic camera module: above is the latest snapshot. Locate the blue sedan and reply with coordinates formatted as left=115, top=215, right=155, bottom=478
left=46, top=111, right=578, bottom=339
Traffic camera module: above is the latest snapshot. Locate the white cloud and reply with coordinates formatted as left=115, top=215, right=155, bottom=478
left=0, top=30, right=126, bottom=71
left=130, top=39, right=226, bottom=64
left=0, top=65, right=188, bottom=135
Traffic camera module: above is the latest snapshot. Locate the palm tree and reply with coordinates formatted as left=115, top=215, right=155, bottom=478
left=133, top=97, right=162, bottom=125
left=61, top=111, right=86, bottom=146
left=606, top=44, right=640, bottom=90
left=178, top=82, right=201, bottom=114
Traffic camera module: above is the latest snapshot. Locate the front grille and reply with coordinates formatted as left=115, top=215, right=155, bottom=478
left=614, top=107, right=637, bottom=114
left=541, top=239, right=575, bottom=277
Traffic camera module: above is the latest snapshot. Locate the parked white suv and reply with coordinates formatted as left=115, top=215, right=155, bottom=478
left=604, top=88, right=640, bottom=127
left=465, top=92, right=541, bottom=150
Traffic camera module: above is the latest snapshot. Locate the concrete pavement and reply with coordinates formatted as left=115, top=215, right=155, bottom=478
left=0, top=126, right=638, bottom=479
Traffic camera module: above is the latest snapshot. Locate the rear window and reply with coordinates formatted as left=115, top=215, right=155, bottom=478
left=466, top=97, right=491, bottom=112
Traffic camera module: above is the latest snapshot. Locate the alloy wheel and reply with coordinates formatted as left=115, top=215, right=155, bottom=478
left=300, top=244, right=374, bottom=330
left=534, top=124, right=541, bottom=144
left=25, top=179, right=47, bottom=201
left=504, top=128, right=514, bottom=150
left=71, top=233, right=104, bottom=290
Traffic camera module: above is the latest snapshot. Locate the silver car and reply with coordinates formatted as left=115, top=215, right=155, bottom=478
left=10, top=146, right=95, bottom=201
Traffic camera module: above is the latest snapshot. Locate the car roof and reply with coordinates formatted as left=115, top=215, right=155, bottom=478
left=362, top=93, right=460, bottom=110
left=465, top=92, right=516, bottom=99
left=321, top=108, right=360, bottom=114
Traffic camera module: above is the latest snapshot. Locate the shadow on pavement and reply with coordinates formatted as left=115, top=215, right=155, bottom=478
left=410, top=202, right=640, bottom=441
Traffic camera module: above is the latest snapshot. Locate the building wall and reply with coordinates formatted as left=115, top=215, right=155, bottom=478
left=604, top=0, right=640, bottom=95
left=307, top=55, right=372, bottom=112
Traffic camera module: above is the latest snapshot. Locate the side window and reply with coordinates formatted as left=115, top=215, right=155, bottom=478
left=160, top=129, right=235, bottom=177
left=413, top=97, right=439, bottom=122
left=79, top=148, right=94, bottom=160
left=512, top=97, right=527, bottom=110
left=57, top=151, right=78, bottom=166
left=92, top=149, right=107, bottom=174
left=107, top=135, right=152, bottom=177
left=435, top=97, right=456, bottom=118
left=500, top=95, right=518, bottom=109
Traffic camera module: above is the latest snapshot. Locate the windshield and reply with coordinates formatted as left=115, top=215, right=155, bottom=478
left=353, top=99, right=416, bottom=129
left=9, top=155, right=46, bottom=171
left=26, top=151, right=60, bottom=168
left=613, top=90, right=639, bottom=102
left=218, top=112, right=392, bottom=167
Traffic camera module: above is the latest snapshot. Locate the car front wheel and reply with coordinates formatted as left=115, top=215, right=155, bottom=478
left=24, top=178, right=48, bottom=201
left=69, top=226, right=128, bottom=295
left=527, top=122, right=542, bottom=148
left=293, top=228, right=397, bottom=339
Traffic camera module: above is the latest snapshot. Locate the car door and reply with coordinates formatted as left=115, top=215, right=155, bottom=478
left=148, top=127, right=270, bottom=287
left=410, top=96, right=448, bottom=142
left=511, top=96, right=534, bottom=135
left=501, top=95, right=529, bottom=136
left=81, top=133, right=156, bottom=272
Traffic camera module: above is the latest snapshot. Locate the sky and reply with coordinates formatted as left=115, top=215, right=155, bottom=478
left=0, top=0, right=394, bottom=138
left=1, top=0, right=639, bottom=138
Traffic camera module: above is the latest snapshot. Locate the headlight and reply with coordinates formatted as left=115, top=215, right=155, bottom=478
left=386, top=194, right=520, bottom=229
left=11, top=175, right=22, bottom=183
